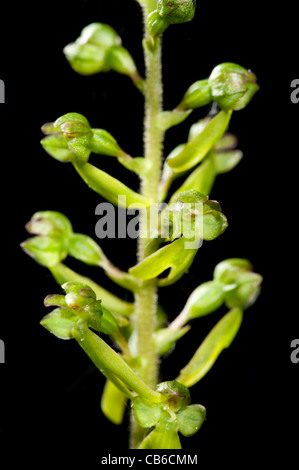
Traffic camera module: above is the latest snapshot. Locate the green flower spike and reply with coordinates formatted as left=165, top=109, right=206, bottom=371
left=209, top=62, right=259, bottom=111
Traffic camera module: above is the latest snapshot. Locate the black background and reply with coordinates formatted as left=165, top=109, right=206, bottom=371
left=0, top=0, right=298, bottom=465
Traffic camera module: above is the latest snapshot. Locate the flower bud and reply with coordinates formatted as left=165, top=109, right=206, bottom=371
left=90, top=129, right=125, bottom=158
left=164, top=190, right=228, bottom=242
left=68, top=233, right=107, bottom=266
left=78, top=23, right=121, bottom=49
left=25, top=211, right=72, bottom=239
left=182, top=280, right=224, bottom=321
left=223, top=271, right=262, bottom=309
left=213, top=258, right=262, bottom=309
left=202, top=200, right=228, bottom=241
left=62, top=281, right=102, bottom=330
left=21, top=236, right=67, bottom=267
left=54, top=113, right=91, bottom=135
left=63, top=42, right=109, bottom=75
left=41, top=113, right=92, bottom=162
left=63, top=23, right=121, bottom=76
left=209, top=62, right=259, bottom=111
left=178, top=79, right=212, bottom=110
left=213, top=258, right=253, bottom=284
left=157, top=0, right=196, bottom=25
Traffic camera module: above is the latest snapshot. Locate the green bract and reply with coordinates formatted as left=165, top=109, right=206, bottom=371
left=177, top=307, right=243, bottom=387
left=167, top=110, right=232, bottom=172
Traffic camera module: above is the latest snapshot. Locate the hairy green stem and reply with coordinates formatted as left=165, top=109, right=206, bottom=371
left=130, top=5, right=164, bottom=449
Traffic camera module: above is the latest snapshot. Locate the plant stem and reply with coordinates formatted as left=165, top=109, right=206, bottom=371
left=130, top=5, right=164, bottom=449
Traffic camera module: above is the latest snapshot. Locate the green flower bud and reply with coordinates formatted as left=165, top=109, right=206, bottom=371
left=63, top=24, right=121, bottom=76
left=62, top=281, right=102, bottom=331
left=156, top=380, right=190, bottom=412
left=223, top=271, right=262, bottom=309
left=90, top=129, right=126, bottom=158
left=63, top=42, right=110, bottom=75
left=213, top=258, right=253, bottom=284
left=78, top=23, right=121, bottom=49
left=63, top=280, right=96, bottom=297
left=25, top=211, right=73, bottom=239
left=209, top=62, right=259, bottom=111
left=54, top=113, right=91, bottom=136
left=21, top=236, right=67, bottom=267
left=41, top=113, right=92, bottom=162
left=213, top=259, right=262, bottom=309
left=157, top=0, right=196, bottom=25
left=178, top=79, right=212, bottom=110
left=163, top=190, right=228, bottom=242
left=202, top=200, right=228, bottom=241
left=68, top=233, right=107, bottom=266
left=182, top=280, right=224, bottom=321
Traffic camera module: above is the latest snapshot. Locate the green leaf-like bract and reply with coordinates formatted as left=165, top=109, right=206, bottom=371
left=177, top=307, right=243, bottom=387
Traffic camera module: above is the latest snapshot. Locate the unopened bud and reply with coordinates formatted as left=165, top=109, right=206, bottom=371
left=157, top=0, right=196, bottom=24
left=91, top=129, right=126, bottom=158
left=41, top=113, right=92, bottom=162
left=78, top=23, right=121, bottom=48
left=64, top=23, right=121, bottom=76
left=25, top=211, right=72, bottom=239
left=202, top=200, right=228, bottom=241
left=178, top=79, right=212, bottom=110
left=209, top=62, right=259, bottom=111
